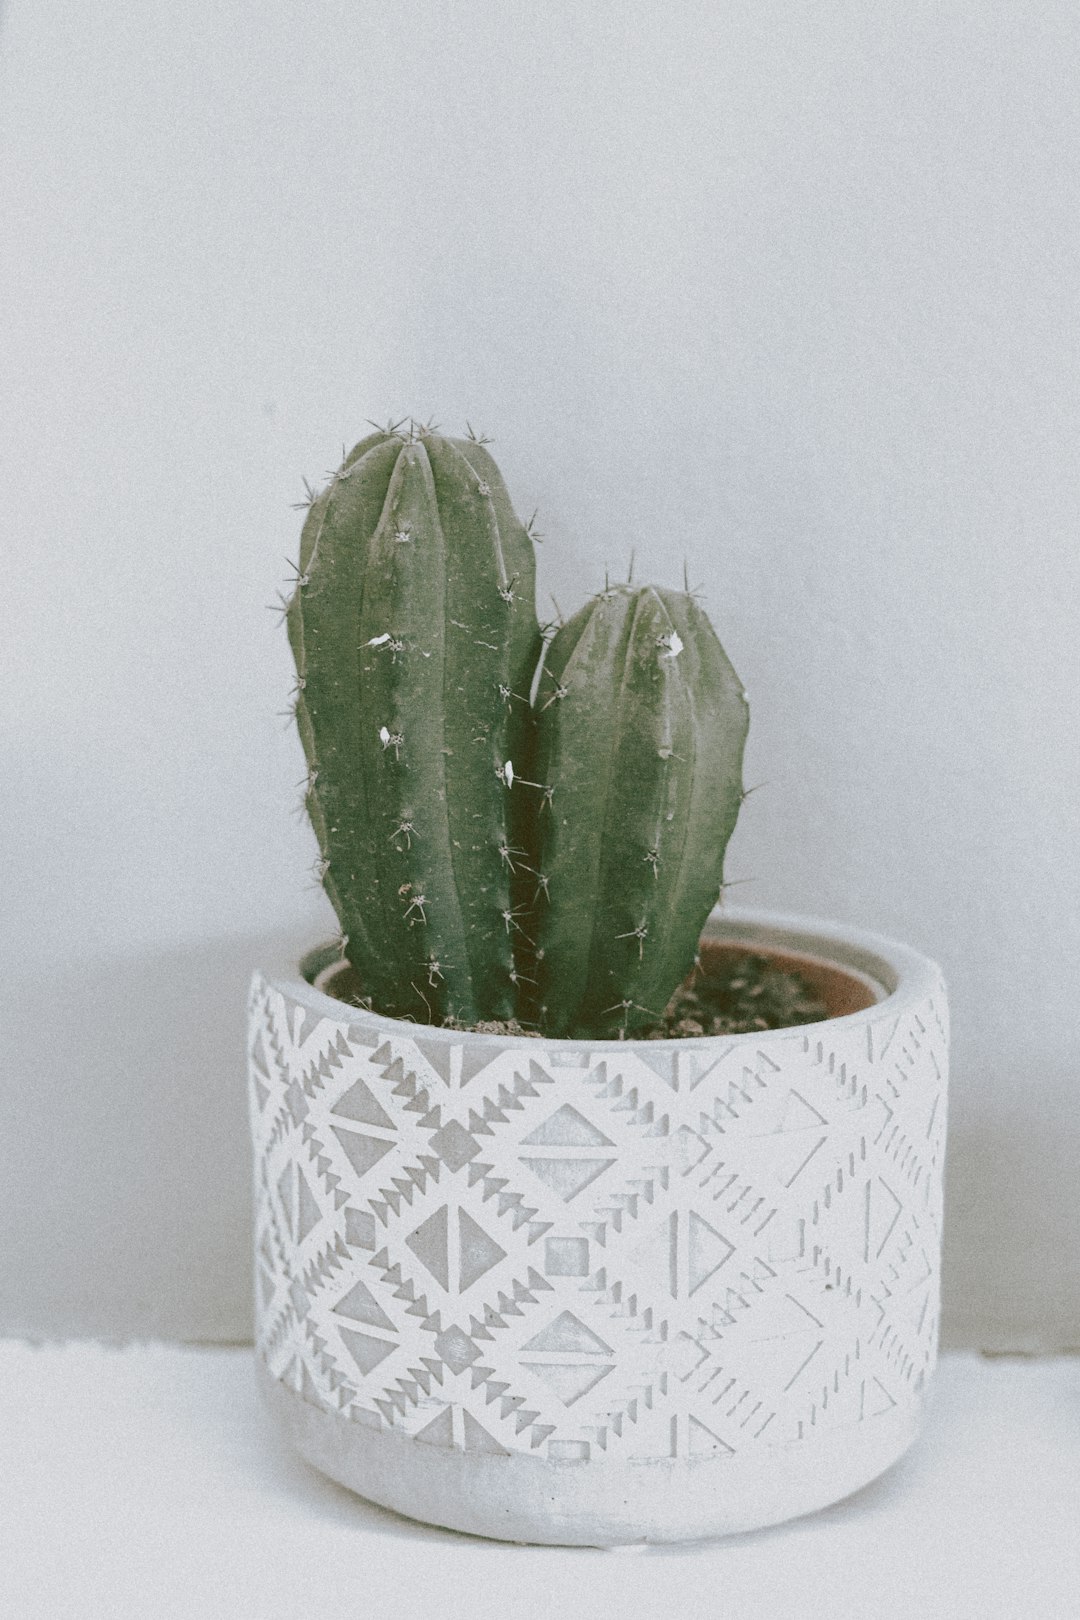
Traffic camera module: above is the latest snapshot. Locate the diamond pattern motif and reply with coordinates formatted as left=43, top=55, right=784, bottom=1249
left=249, top=968, right=947, bottom=1463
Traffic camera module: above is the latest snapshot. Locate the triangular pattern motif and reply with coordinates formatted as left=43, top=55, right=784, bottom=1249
left=249, top=970, right=948, bottom=1460
left=522, top=1104, right=614, bottom=1148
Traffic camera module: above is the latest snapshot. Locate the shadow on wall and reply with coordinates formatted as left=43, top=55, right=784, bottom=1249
left=940, top=1114, right=1080, bottom=1355
left=0, top=928, right=313, bottom=1341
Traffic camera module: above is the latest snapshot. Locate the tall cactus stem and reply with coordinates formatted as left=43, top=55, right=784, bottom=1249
left=287, top=428, right=540, bottom=1023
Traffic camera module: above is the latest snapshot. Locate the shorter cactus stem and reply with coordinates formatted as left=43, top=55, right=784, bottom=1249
left=526, top=582, right=748, bottom=1038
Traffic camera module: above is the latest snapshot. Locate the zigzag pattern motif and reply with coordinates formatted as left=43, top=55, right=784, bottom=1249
left=367, top=1246, right=443, bottom=1334
left=248, top=970, right=948, bottom=1464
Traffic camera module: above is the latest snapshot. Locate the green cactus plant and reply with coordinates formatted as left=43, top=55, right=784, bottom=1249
left=522, top=583, right=749, bottom=1038
left=286, top=423, right=541, bottom=1025
left=284, top=420, right=748, bottom=1041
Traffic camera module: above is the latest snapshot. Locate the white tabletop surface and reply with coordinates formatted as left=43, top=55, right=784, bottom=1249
left=2, top=1344, right=1078, bottom=1620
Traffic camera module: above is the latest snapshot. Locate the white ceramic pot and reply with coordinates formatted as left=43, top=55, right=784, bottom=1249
left=248, top=907, right=947, bottom=1545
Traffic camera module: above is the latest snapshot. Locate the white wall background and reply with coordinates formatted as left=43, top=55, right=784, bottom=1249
left=2, top=0, right=1078, bottom=1347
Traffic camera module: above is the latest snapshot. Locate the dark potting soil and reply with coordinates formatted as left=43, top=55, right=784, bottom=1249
left=643, top=952, right=828, bottom=1038
left=438, top=952, right=828, bottom=1041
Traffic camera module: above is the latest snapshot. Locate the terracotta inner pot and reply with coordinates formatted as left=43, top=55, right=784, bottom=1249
left=318, top=940, right=881, bottom=1027
left=696, top=938, right=880, bottom=1020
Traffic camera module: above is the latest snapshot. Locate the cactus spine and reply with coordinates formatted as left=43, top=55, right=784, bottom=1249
left=287, top=426, right=540, bottom=1024
left=524, top=584, right=749, bottom=1038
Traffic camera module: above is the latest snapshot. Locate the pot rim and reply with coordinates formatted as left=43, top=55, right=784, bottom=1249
left=259, top=906, right=943, bottom=1053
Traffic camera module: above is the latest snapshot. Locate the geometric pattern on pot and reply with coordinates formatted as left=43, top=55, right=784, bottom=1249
left=249, top=969, right=948, bottom=1464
